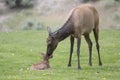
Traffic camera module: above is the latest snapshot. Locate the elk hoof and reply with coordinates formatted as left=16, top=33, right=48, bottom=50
left=88, top=62, right=92, bottom=66
left=89, top=64, right=92, bottom=66
left=78, top=66, right=81, bottom=70
left=99, top=62, right=102, bottom=66
left=68, top=64, right=71, bottom=67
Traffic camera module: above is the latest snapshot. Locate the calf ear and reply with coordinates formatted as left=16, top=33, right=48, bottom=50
left=49, top=55, right=53, bottom=59
left=40, top=53, right=45, bottom=58
left=47, top=27, right=52, bottom=34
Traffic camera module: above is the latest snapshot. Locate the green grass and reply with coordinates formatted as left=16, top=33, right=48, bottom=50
left=0, top=29, right=120, bottom=80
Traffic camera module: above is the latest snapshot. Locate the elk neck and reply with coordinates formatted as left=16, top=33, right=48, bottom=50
left=52, top=18, right=74, bottom=42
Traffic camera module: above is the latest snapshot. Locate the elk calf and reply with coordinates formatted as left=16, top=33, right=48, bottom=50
left=30, top=53, right=50, bottom=70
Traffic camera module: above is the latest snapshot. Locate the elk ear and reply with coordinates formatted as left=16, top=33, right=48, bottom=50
left=40, top=53, right=46, bottom=58
left=47, top=27, right=52, bottom=34
left=49, top=55, right=53, bottom=59
left=40, top=53, right=48, bottom=60
left=40, top=53, right=53, bottom=59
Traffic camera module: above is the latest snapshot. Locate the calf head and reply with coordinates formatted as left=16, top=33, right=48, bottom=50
left=30, top=53, right=51, bottom=70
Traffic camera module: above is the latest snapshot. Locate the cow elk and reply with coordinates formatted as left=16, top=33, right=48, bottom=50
left=46, top=4, right=102, bottom=69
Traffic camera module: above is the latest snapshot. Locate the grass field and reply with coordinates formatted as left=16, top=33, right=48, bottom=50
left=0, top=29, right=120, bottom=80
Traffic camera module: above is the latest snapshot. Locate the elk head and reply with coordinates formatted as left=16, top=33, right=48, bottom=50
left=46, top=27, right=59, bottom=58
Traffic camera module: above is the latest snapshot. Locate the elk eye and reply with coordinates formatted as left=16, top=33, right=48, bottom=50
left=51, top=35, right=55, bottom=39
left=47, top=39, right=51, bottom=44
left=47, top=37, right=51, bottom=43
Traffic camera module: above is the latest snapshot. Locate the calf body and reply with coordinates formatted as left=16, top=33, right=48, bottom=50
left=30, top=53, right=50, bottom=70
left=30, top=60, right=50, bottom=70
left=46, top=4, right=102, bottom=69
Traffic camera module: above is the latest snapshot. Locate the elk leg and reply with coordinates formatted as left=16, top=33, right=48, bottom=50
left=68, top=36, right=74, bottom=67
left=84, top=35, right=92, bottom=66
left=77, top=36, right=81, bottom=69
left=93, top=29, right=102, bottom=66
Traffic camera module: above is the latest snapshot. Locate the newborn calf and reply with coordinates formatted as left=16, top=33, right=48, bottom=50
left=30, top=53, right=50, bottom=70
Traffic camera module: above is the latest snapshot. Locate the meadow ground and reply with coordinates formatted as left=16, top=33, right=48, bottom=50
left=0, top=29, right=120, bottom=80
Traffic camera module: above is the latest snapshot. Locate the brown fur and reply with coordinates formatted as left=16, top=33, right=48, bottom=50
left=70, top=4, right=99, bottom=37
left=30, top=53, right=50, bottom=70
